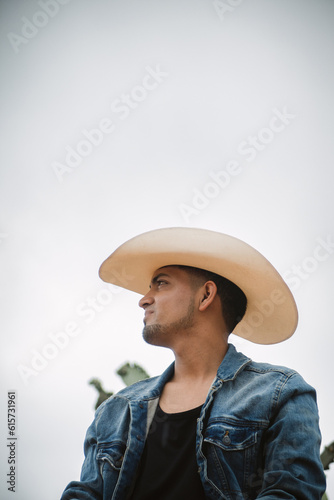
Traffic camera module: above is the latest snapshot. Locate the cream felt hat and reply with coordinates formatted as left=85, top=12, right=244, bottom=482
left=99, top=227, right=298, bottom=345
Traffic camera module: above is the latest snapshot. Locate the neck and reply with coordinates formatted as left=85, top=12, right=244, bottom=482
left=158, top=332, right=229, bottom=413
left=171, top=332, right=229, bottom=383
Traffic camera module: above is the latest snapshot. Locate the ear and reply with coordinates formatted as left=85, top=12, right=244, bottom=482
left=198, top=281, right=218, bottom=312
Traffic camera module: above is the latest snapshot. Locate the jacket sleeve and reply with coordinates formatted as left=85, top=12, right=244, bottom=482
left=60, top=395, right=132, bottom=500
left=256, top=372, right=326, bottom=499
left=60, top=413, right=103, bottom=499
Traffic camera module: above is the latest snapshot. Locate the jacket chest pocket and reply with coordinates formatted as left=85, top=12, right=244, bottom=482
left=96, top=441, right=126, bottom=497
left=203, top=420, right=262, bottom=498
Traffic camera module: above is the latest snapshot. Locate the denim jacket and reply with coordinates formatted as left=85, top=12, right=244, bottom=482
left=61, top=344, right=326, bottom=499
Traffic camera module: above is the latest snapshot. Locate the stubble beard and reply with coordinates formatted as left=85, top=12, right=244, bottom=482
left=142, top=300, right=195, bottom=346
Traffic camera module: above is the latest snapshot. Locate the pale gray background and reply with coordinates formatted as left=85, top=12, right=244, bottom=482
left=1, top=0, right=334, bottom=498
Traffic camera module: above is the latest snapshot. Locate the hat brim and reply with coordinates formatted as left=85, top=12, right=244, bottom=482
left=99, top=227, right=298, bottom=345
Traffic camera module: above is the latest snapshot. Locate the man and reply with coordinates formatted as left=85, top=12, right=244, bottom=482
left=61, top=227, right=326, bottom=499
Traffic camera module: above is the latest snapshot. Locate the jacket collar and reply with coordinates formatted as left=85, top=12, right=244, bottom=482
left=123, top=343, right=251, bottom=401
left=145, top=343, right=251, bottom=397
left=215, top=343, right=251, bottom=382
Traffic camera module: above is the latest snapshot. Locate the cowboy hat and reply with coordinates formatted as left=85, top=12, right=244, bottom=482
left=99, top=227, right=298, bottom=344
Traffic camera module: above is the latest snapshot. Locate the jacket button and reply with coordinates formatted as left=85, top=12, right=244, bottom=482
left=223, top=435, right=231, bottom=445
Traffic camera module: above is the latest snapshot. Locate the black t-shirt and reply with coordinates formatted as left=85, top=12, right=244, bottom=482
left=129, top=404, right=206, bottom=499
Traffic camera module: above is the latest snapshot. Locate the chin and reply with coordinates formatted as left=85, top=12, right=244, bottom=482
left=142, top=324, right=170, bottom=347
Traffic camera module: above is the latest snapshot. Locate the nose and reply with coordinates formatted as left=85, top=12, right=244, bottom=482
left=138, top=290, right=154, bottom=309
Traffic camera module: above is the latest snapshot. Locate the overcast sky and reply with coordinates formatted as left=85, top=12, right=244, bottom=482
left=1, top=0, right=334, bottom=498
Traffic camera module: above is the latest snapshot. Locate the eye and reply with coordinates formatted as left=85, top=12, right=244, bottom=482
left=157, top=280, right=167, bottom=287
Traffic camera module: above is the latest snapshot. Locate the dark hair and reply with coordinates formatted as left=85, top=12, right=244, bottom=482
left=176, top=265, right=247, bottom=333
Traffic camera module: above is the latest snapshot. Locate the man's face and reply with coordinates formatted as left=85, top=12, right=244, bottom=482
left=138, top=266, right=196, bottom=347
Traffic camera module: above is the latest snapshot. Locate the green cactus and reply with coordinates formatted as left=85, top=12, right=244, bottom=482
left=89, top=362, right=149, bottom=409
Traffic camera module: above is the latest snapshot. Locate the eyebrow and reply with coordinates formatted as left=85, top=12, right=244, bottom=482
left=150, top=272, right=171, bottom=287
